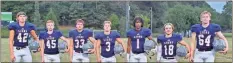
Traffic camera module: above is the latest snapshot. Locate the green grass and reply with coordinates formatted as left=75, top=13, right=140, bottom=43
left=1, top=37, right=232, bottom=62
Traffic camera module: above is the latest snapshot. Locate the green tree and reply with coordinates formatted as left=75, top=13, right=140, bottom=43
left=45, top=8, right=59, bottom=30
left=109, top=13, right=120, bottom=30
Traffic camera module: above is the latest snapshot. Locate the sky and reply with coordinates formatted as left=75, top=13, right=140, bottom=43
left=206, top=1, right=226, bottom=13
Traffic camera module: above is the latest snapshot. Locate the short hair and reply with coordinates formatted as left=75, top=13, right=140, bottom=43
left=46, top=20, right=54, bottom=24
left=133, top=16, right=144, bottom=27
left=163, top=23, right=174, bottom=30
left=200, top=11, right=211, bottom=17
left=16, top=11, right=27, bottom=17
left=103, top=21, right=112, bottom=26
left=76, top=19, right=85, bottom=24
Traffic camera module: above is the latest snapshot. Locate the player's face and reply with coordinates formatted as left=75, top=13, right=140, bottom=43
left=76, top=22, right=84, bottom=30
left=164, top=25, right=173, bottom=35
left=104, top=23, right=111, bottom=32
left=135, top=20, right=142, bottom=30
left=17, top=15, right=27, bottom=23
left=200, top=14, right=210, bottom=24
left=46, top=22, right=54, bottom=31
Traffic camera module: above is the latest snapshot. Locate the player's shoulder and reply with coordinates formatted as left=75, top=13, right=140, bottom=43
left=142, top=28, right=150, bottom=31
left=39, top=31, right=46, bottom=35
left=127, top=29, right=134, bottom=33
left=8, top=22, right=18, bottom=26
left=54, top=30, right=62, bottom=33
left=157, top=34, right=165, bottom=39
left=210, top=23, right=220, bottom=27
left=191, top=24, right=201, bottom=28
left=26, top=22, right=35, bottom=26
left=172, top=33, right=182, bottom=38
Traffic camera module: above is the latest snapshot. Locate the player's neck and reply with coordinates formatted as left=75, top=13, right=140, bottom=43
left=77, top=29, right=83, bottom=32
left=165, top=34, right=172, bottom=38
left=202, top=23, right=210, bottom=28
left=18, top=22, right=25, bottom=26
left=135, top=28, right=141, bottom=32
left=104, top=31, right=110, bottom=35
left=47, top=30, right=53, bottom=34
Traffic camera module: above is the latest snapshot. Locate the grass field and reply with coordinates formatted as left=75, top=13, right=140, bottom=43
left=1, top=37, right=232, bottom=62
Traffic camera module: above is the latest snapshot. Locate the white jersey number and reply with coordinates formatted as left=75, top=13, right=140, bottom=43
left=17, top=33, right=28, bottom=43
left=75, top=39, right=85, bottom=48
left=164, top=45, right=174, bottom=55
left=198, top=35, right=211, bottom=46
left=46, top=40, right=56, bottom=49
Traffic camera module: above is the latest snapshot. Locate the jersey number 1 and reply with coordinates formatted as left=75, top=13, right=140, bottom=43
left=164, top=45, right=174, bottom=55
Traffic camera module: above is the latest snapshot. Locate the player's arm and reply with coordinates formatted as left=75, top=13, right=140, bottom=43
left=39, top=39, right=44, bottom=62
left=68, top=38, right=73, bottom=62
left=116, top=38, right=127, bottom=53
left=88, top=37, right=96, bottom=54
left=30, top=30, right=39, bottom=41
left=190, top=32, right=196, bottom=61
left=60, top=36, right=70, bottom=52
left=9, top=30, right=15, bottom=60
left=96, top=39, right=101, bottom=62
left=147, top=35, right=157, bottom=44
left=179, top=40, right=191, bottom=58
left=216, top=31, right=229, bottom=53
left=127, top=37, right=131, bottom=54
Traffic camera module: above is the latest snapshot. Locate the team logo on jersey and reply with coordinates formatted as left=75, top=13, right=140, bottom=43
left=18, top=28, right=27, bottom=33
left=104, top=36, right=112, bottom=42
left=75, top=35, right=84, bottom=39
left=200, top=29, right=210, bottom=35
left=134, top=33, right=142, bottom=39
left=164, top=39, right=174, bottom=45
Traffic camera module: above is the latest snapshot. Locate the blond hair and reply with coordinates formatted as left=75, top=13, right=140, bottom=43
left=46, top=20, right=54, bottom=24
left=103, top=21, right=112, bottom=26
left=163, top=23, right=174, bottom=30
left=200, top=11, right=211, bottom=17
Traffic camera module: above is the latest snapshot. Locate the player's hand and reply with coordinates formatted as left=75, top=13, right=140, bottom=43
left=189, top=56, right=194, bottom=62
left=10, top=54, right=15, bottom=62
left=185, top=53, right=191, bottom=59
left=65, top=49, right=69, bottom=53
left=219, top=48, right=228, bottom=55
left=38, top=47, right=41, bottom=52
left=88, top=49, right=95, bottom=54
left=41, top=58, right=44, bottom=63
left=97, top=58, right=101, bottom=62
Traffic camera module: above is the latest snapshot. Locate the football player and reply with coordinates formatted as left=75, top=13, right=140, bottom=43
left=8, top=12, right=39, bottom=62
left=126, top=17, right=156, bottom=62
left=157, top=23, right=191, bottom=62
left=39, top=20, right=70, bottom=62
left=95, top=21, right=127, bottom=62
left=190, top=11, right=229, bottom=62
left=68, top=19, right=96, bottom=62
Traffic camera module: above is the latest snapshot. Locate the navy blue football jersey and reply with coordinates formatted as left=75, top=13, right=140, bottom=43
left=69, top=29, right=93, bottom=53
left=95, top=31, right=120, bottom=58
left=39, top=30, right=63, bottom=54
left=126, top=28, right=151, bottom=54
left=157, top=34, right=182, bottom=58
left=8, top=22, right=36, bottom=47
left=191, top=23, right=221, bottom=51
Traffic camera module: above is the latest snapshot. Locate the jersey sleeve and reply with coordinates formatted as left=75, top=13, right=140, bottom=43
left=95, top=33, right=100, bottom=40
left=157, top=36, right=161, bottom=43
left=88, top=30, right=93, bottom=37
left=115, top=31, right=120, bottom=38
left=177, top=34, right=183, bottom=42
left=39, top=32, right=44, bottom=40
left=8, top=23, right=16, bottom=30
left=68, top=30, right=73, bottom=38
left=57, top=31, right=63, bottom=38
left=214, top=24, right=221, bottom=32
left=144, top=28, right=152, bottom=37
left=191, top=25, right=197, bottom=33
left=126, top=30, right=131, bottom=37
left=29, top=23, right=36, bottom=31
